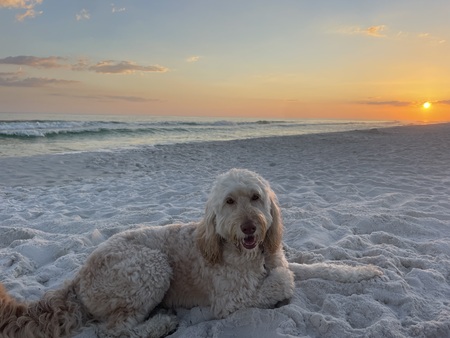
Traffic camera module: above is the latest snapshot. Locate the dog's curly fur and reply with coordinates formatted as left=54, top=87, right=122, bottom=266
left=0, top=169, right=295, bottom=337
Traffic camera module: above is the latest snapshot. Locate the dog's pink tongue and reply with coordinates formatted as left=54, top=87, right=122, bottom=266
left=242, top=236, right=257, bottom=249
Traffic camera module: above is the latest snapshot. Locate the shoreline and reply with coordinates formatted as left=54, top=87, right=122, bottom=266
left=1, top=122, right=449, bottom=187
left=0, top=117, right=409, bottom=158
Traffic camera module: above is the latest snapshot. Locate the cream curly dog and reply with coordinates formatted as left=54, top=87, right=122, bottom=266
left=0, top=168, right=382, bottom=337
left=0, top=169, right=295, bottom=337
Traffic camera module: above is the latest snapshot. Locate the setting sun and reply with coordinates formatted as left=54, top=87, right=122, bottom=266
left=423, top=102, right=432, bottom=109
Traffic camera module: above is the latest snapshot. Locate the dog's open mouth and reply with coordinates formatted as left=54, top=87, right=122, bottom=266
left=242, top=235, right=257, bottom=250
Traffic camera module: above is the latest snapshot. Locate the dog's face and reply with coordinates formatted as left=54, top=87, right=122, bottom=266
left=197, top=169, right=283, bottom=264
left=214, top=175, right=272, bottom=252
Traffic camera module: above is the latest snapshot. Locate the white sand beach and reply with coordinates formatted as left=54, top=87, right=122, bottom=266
left=1, top=123, right=450, bottom=337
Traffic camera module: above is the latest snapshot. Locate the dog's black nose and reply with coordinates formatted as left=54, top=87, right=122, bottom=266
left=241, top=221, right=256, bottom=235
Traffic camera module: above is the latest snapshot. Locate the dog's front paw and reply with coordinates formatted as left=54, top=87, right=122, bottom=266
left=264, top=267, right=295, bottom=302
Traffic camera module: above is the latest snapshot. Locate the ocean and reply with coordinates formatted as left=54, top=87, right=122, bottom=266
left=0, top=113, right=405, bottom=158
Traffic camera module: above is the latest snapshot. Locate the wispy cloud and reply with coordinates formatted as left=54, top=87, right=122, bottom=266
left=0, top=55, right=68, bottom=69
left=358, top=99, right=450, bottom=107
left=0, top=75, right=78, bottom=87
left=0, top=62, right=75, bottom=87
left=103, top=95, right=159, bottom=102
left=0, top=0, right=43, bottom=21
left=0, top=70, right=22, bottom=77
left=186, top=56, right=201, bottom=63
left=365, top=25, right=387, bottom=37
left=356, top=100, right=411, bottom=107
left=76, top=8, right=90, bottom=21
left=434, top=100, right=450, bottom=105
left=88, top=60, right=168, bottom=74
left=418, top=33, right=446, bottom=45
left=50, top=92, right=160, bottom=103
left=0, top=55, right=167, bottom=91
left=0, top=55, right=169, bottom=75
left=71, top=57, right=90, bottom=71
left=338, top=25, right=387, bottom=38
left=111, top=4, right=125, bottom=13
left=337, top=25, right=446, bottom=46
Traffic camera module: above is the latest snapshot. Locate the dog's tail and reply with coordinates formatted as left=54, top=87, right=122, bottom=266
left=289, top=262, right=383, bottom=283
left=0, top=282, right=87, bottom=338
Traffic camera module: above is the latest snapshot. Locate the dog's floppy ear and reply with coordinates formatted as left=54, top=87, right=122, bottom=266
left=263, top=191, right=283, bottom=254
left=196, top=203, right=223, bottom=264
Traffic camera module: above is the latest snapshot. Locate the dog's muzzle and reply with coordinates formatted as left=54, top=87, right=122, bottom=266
left=241, top=220, right=258, bottom=250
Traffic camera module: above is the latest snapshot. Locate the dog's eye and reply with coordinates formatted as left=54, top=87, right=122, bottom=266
left=251, top=194, right=260, bottom=201
left=226, top=197, right=235, bottom=205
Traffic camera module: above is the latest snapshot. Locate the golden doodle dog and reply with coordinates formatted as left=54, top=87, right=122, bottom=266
left=0, top=169, right=295, bottom=337
left=0, top=169, right=382, bottom=337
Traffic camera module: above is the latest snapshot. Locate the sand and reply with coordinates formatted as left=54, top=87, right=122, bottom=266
left=1, top=123, right=450, bottom=337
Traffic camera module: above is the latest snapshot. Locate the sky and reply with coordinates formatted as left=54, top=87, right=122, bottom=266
left=1, top=0, right=450, bottom=122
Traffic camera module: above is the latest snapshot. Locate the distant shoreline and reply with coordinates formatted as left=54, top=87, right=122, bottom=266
left=0, top=116, right=407, bottom=158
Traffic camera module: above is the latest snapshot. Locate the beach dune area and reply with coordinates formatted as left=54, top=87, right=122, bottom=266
left=1, top=123, right=450, bottom=337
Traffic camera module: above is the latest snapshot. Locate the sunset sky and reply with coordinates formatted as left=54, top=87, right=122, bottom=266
left=1, top=0, right=449, bottom=121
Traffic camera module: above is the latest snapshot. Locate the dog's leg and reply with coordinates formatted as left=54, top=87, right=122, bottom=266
left=288, top=262, right=383, bottom=282
left=75, top=245, right=176, bottom=337
left=210, top=266, right=295, bottom=318
left=252, top=266, right=295, bottom=308
left=96, top=312, right=178, bottom=338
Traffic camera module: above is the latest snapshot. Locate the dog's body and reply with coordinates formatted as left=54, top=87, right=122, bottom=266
left=0, top=169, right=382, bottom=337
left=73, top=223, right=293, bottom=337
left=0, top=169, right=295, bottom=337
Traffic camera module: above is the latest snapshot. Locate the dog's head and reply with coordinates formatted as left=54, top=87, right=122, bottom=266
left=196, top=169, right=283, bottom=264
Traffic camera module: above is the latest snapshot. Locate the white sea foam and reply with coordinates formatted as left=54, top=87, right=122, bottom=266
left=0, top=114, right=405, bottom=158
left=1, top=123, right=450, bottom=337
